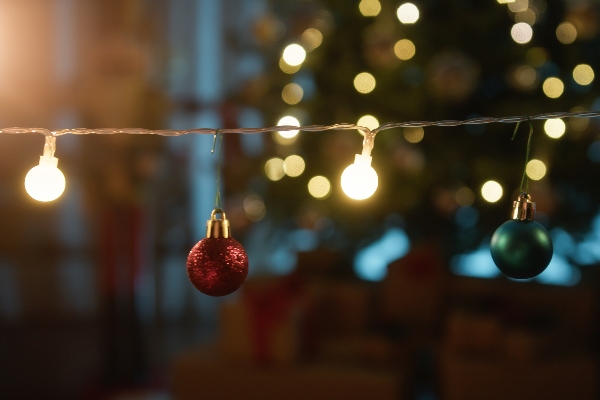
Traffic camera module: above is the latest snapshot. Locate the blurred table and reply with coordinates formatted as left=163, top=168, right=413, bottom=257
left=171, top=346, right=408, bottom=400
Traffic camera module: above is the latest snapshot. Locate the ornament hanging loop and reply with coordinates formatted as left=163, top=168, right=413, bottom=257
left=206, top=208, right=230, bottom=238
left=511, top=192, right=536, bottom=221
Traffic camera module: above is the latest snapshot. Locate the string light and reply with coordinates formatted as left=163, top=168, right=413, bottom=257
left=24, top=136, right=66, bottom=202
left=341, top=132, right=378, bottom=200
left=5, top=110, right=600, bottom=202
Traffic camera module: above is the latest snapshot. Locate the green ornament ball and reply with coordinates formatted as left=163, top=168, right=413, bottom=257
left=490, top=219, right=553, bottom=279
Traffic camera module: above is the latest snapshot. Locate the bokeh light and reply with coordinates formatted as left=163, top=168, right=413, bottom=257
left=265, top=158, right=285, bottom=181
left=272, top=131, right=298, bottom=145
left=357, top=115, right=379, bottom=132
left=276, top=116, right=300, bottom=138
left=354, top=228, right=410, bottom=281
left=568, top=109, right=589, bottom=131
left=359, top=0, right=381, bottom=17
left=396, top=3, right=419, bottom=24
left=353, top=72, right=376, bottom=94
left=403, top=127, right=424, bottom=143
left=308, top=176, right=331, bottom=199
left=514, top=65, right=537, bottom=89
left=542, top=77, right=564, bottom=98
left=341, top=157, right=378, bottom=200
left=301, top=28, right=323, bottom=52
left=481, top=180, right=503, bottom=203
left=455, top=186, right=476, bottom=207
left=281, top=83, right=304, bottom=105
left=455, top=206, right=479, bottom=229
left=283, top=155, right=305, bottom=177
left=544, top=118, right=566, bottom=139
left=244, top=194, right=266, bottom=221
left=573, top=64, right=594, bottom=86
left=515, top=9, right=536, bottom=26
left=279, top=57, right=301, bottom=74
left=393, top=39, right=416, bottom=60
left=556, top=22, right=577, bottom=44
left=525, top=159, right=547, bottom=180
left=507, top=0, right=528, bottom=13
left=511, top=22, right=533, bottom=44
left=282, top=44, right=306, bottom=66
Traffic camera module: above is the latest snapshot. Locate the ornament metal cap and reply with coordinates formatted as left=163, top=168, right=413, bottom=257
left=511, top=192, right=536, bottom=221
left=206, top=208, right=230, bottom=238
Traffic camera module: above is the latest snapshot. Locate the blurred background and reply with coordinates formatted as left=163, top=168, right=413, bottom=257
left=1, top=0, right=600, bottom=399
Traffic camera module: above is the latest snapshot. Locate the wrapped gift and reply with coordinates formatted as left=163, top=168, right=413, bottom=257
left=172, top=346, right=408, bottom=400
left=218, top=275, right=316, bottom=366
left=439, top=347, right=598, bottom=400
left=379, top=242, right=447, bottom=328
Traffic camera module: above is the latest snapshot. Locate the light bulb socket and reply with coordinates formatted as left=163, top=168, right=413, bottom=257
left=353, top=153, right=373, bottom=166
left=43, top=136, right=57, bottom=158
left=39, top=155, right=59, bottom=168
left=206, top=208, right=231, bottom=238
left=511, top=192, right=536, bottom=221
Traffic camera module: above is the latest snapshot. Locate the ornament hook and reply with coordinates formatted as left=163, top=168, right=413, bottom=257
left=511, top=192, right=536, bottom=221
left=206, top=208, right=230, bottom=238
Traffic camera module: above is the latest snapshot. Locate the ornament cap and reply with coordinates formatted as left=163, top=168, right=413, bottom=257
left=511, top=192, right=536, bottom=221
left=206, top=208, right=230, bottom=238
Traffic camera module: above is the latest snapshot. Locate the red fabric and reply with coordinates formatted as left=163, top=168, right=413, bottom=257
left=243, top=275, right=303, bottom=365
left=99, top=206, right=144, bottom=296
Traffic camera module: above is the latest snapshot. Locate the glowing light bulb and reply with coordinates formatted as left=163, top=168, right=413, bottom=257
left=341, top=154, right=378, bottom=200
left=25, top=136, right=66, bottom=202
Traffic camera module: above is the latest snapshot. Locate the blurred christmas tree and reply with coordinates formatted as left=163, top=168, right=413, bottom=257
left=227, top=0, right=600, bottom=274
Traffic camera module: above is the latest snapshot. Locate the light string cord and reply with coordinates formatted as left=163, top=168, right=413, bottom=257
left=1, top=110, right=598, bottom=138
left=511, top=116, right=534, bottom=194
left=211, top=129, right=224, bottom=210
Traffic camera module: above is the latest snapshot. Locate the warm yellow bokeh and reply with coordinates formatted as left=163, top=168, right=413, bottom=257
left=573, top=64, right=594, bottom=85
left=301, top=28, right=323, bottom=52
left=283, top=155, right=305, bottom=177
left=515, top=9, right=536, bottom=26
left=507, top=0, right=528, bottom=12
left=525, top=159, right=547, bottom=181
left=556, top=22, right=577, bottom=44
left=544, top=118, right=566, bottom=139
left=394, top=39, right=416, bottom=60
left=357, top=115, right=379, bottom=132
left=308, top=176, right=331, bottom=199
left=403, top=127, right=424, bottom=143
left=511, top=22, right=533, bottom=44
left=244, top=194, right=266, bottom=221
left=397, top=3, right=419, bottom=24
left=281, top=83, right=304, bottom=105
left=542, top=77, right=564, bottom=98
left=276, top=116, right=300, bottom=138
left=272, top=131, right=298, bottom=145
left=279, top=57, right=301, bottom=74
left=265, top=158, right=285, bottom=181
left=353, top=72, right=376, bottom=94
left=282, top=44, right=306, bottom=66
left=481, top=181, right=503, bottom=203
left=359, top=0, right=381, bottom=17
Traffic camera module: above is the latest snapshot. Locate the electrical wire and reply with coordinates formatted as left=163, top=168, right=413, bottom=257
left=0, top=110, right=598, bottom=137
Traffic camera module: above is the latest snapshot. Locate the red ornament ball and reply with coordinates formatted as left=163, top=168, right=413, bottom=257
left=186, top=237, right=249, bottom=296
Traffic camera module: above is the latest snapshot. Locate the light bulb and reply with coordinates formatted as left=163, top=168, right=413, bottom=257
left=341, top=154, right=378, bottom=200
left=25, top=155, right=66, bottom=202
